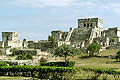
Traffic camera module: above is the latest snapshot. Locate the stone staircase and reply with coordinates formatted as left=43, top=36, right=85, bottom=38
left=89, top=28, right=95, bottom=43
left=65, top=28, right=74, bottom=41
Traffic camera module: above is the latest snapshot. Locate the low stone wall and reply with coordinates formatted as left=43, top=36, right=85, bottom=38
left=18, top=49, right=37, bottom=55
left=107, top=43, right=120, bottom=49
left=0, top=60, right=33, bottom=65
left=0, top=49, right=5, bottom=55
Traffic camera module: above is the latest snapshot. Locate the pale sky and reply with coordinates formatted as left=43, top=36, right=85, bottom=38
left=0, top=0, right=120, bottom=40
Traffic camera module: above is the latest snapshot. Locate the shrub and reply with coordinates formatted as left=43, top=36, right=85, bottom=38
left=116, top=51, right=120, bottom=61
left=0, top=62, right=8, bottom=66
left=16, top=52, right=32, bottom=60
left=16, top=54, right=23, bottom=60
left=0, top=65, right=78, bottom=79
left=40, top=61, right=75, bottom=67
left=10, top=48, right=19, bottom=56
left=87, top=43, right=101, bottom=57
left=39, top=57, right=47, bottom=63
left=25, top=52, right=32, bottom=59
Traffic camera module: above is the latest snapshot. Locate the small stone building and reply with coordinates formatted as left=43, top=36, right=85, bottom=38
left=0, top=32, right=27, bottom=48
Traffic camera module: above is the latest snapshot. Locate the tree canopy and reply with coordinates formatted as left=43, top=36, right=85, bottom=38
left=53, top=44, right=80, bottom=65
left=87, top=43, right=101, bottom=57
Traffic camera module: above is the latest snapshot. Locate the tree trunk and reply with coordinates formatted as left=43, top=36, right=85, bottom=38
left=65, top=56, right=67, bottom=67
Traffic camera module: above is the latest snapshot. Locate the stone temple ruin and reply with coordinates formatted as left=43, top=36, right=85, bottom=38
left=0, top=17, right=120, bottom=65
left=51, top=18, right=120, bottom=49
left=0, top=18, right=120, bottom=51
left=0, top=32, right=27, bottom=48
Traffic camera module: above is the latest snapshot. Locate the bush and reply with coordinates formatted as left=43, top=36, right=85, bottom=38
left=16, top=54, right=23, bottom=60
left=25, top=52, right=32, bottom=59
left=16, top=52, right=32, bottom=60
left=40, top=61, right=75, bottom=67
left=87, top=43, right=101, bottom=57
left=116, top=51, right=120, bottom=61
left=0, top=62, right=8, bottom=66
left=10, top=48, right=19, bottom=56
left=0, top=65, right=78, bottom=79
left=39, top=57, right=47, bottom=63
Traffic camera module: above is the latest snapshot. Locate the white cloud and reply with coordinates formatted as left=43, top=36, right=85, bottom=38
left=1, top=0, right=98, bottom=9
left=99, top=3, right=120, bottom=14
left=1, top=0, right=120, bottom=15
left=73, top=2, right=96, bottom=7
left=1, top=0, right=74, bottom=8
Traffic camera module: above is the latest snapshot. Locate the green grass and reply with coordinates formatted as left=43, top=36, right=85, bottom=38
left=98, top=49, right=119, bottom=56
left=70, top=49, right=120, bottom=79
left=71, top=49, right=120, bottom=69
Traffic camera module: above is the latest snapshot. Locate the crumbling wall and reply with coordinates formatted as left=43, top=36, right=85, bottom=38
left=2, top=32, right=18, bottom=41
left=107, top=43, right=120, bottom=49
left=7, top=41, right=23, bottom=48
left=28, top=41, right=48, bottom=51
left=0, top=49, right=5, bottom=55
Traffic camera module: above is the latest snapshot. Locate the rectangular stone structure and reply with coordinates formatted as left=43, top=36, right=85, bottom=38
left=78, top=18, right=103, bottom=28
left=2, top=32, right=18, bottom=41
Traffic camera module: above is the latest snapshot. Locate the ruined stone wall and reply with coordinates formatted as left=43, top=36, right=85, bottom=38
left=57, top=41, right=70, bottom=47
left=78, top=18, right=103, bottom=28
left=103, top=27, right=120, bottom=43
left=61, top=32, right=68, bottom=41
left=0, top=41, right=4, bottom=48
left=0, top=49, right=5, bottom=55
left=34, top=42, right=48, bottom=51
left=51, top=30, right=69, bottom=41
left=28, top=40, right=48, bottom=51
left=107, top=43, right=120, bottom=49
left=7, top=41, right=23, bottom=48
left=18, top=49, right=37, bottom=55
left=27, top=41, right=35, bottom=48
left=2, top=32, right=18, bottom=41
left=51, top=30, right=62, bottom=40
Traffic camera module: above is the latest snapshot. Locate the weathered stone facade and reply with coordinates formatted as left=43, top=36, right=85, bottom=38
left=0, top=18, right=120, bottom=50
left=28, top=40, right=48, bottom=51
left=51, top=18, right=120, bottom=49
left=0, top=32, right=27, bottom=48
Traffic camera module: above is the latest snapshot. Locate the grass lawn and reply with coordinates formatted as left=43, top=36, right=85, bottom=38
left=71, top=49, right=120, bottom=69
left=70, top=49, right=120, bottom=79
left=98, top=49, right=119, bottom=56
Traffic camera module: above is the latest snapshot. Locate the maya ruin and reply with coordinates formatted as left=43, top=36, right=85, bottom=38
left=0, top=18, right=120, bottom=79
left=0, top=18, right=119, bottom=51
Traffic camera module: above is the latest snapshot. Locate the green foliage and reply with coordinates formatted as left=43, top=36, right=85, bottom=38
left=87, top=43, right=101, bottom=57
left=80, top=67, right=120, bottom=80
left=0, top=65, right=79, bottom=79
left=48, top=35, right=56, bottom=48
left=116, top=51, right=120, bottom=61
left=16, top=52, right=32, bottom=60
left=39, top=57, right=47, bottom=63
left=16, top=54, right=23, bottom=60
left=0, top=62, right=8, bottom=66
left=80, top=67, right=120, bottom=77
left=110, top=38, right=115, bottom=42
left=10, top=48, right=19, bottom=55
left=40, top=61, right=75, bottom=67
left=25, top=52, right=32, bottom=59
left=0, top=47, right=3, bottom=49
left=53, top=44, right=79, bottom=65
